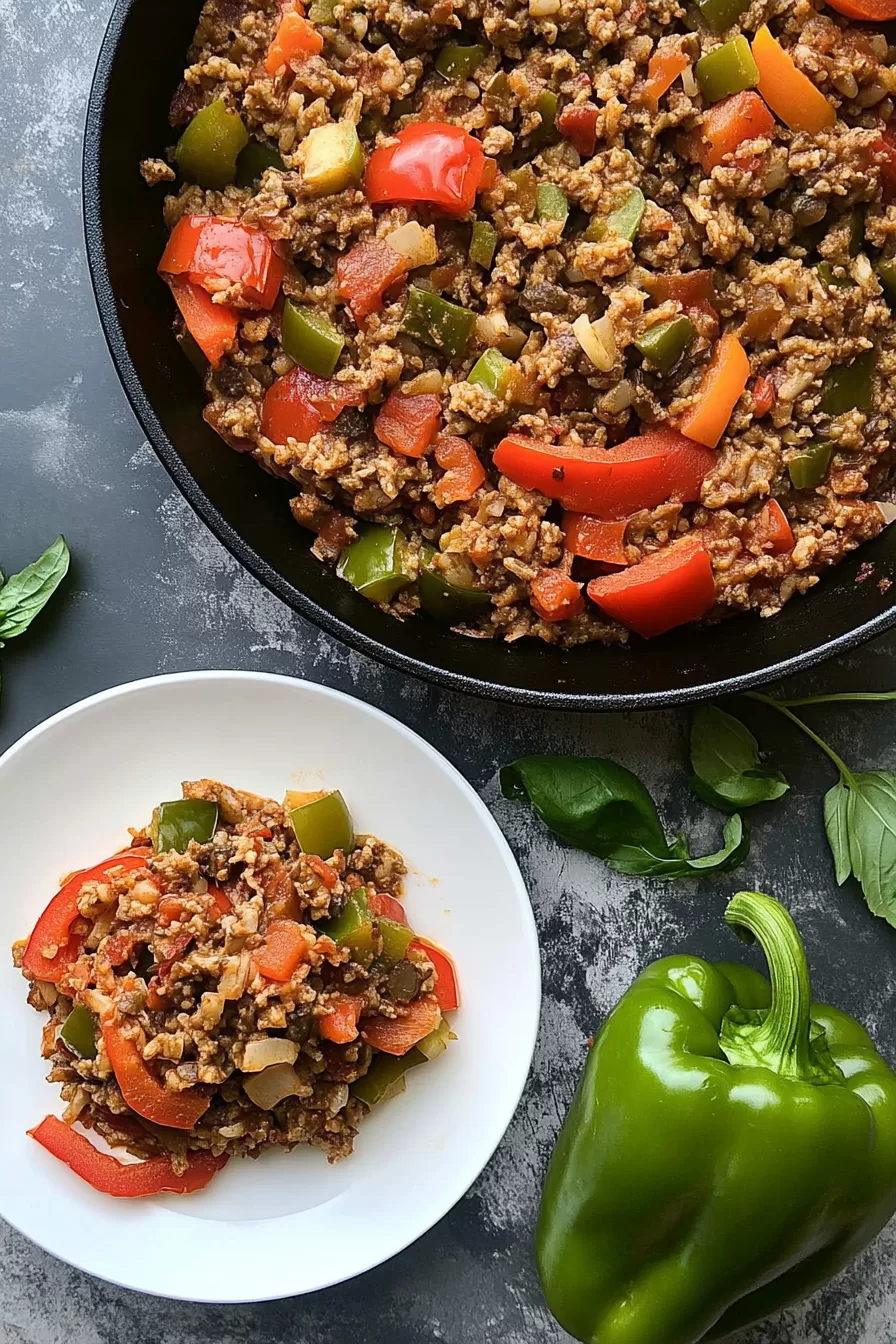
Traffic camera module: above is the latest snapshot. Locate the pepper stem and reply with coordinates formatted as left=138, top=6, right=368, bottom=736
left=720, top=891, right=840, bottom=1085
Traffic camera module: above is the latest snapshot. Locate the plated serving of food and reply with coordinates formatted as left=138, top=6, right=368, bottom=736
left=143, top=0, right=896, bottom=648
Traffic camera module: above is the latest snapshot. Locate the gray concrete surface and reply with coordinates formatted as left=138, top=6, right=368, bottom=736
left=2, top=2, right=896, bottom=1340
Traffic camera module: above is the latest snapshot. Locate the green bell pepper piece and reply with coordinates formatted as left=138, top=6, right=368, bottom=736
left=585, top=187, right=645, bottom=243
left=695, top=35, right=759, bottom=103
left=401, top=286, right=475, bottom=359
left=352, top=1047, right=426, bottom=1107
left=535, top=182, right=569, bottom=225
left=435, top=43, right=486, bottom=80
left=788, top=439, right=833, bottom=490
left=59, top=1006, right=98, bottom=1060
left=634, top=316, right=695, bottom=375
left=416, top=1016, right=454, bottom=1060
left=531, top=89, right=559, bottom=146
left=537, top=891, right=896, bottom=1344
left=419, top=547, right=491, bottom=623
left=320, top=891, right=375, bottom=964
left=816, top=261, right=853, bottom=290
left=337, top=525, right=414, bottom=604
left=236, top=139, right=285, bottom=188
left=849, top=206, right=866, bottom=256
left=469, top=220, right=498, bottom=269
left=175, top=99, right=248, bottom=190
left=696, top=0, right=748, bottom=34
left=282, top=301, right=345, bottom=378
left=819, top=349, right=875, bottom=416
left=290, top=790, right=354, bottom=857
left=308, top=0, right=338, bottom=20
left=483, top=72, right=513, bottom=119
left=877, top=258, right=896, bottom=304
left=468, top=348, right=514, bottom=397
left=508, top=165, right=538, bottom=220
left=153, top=799, right=219, bottom=854
left=377, top=916, right=416, bottom=968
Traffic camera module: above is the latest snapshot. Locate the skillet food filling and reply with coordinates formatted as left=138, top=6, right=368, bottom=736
left=13, top=780, right=457, bottom=1196
left=145, top=0, right=896, bottom=643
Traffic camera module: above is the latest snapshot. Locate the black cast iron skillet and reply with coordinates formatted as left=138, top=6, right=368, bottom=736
left=83, top=0, right=896, bottom=710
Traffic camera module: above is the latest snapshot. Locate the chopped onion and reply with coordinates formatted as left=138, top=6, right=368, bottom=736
left=36, top=980, right=59, bottom=1008
left=241, top=1037, right=299, bottom=1073
left=778, top=369, right=818, bottom=402
left=385, top=222, right=438, bottom=268
left=83, top=988, right=113, bottom=1016
left=601, top=379, right=635, bottom=413
left=218, top=950, right=250, bottom=1000
left=476, top=312, right=510, bottom=345
left=681, top=64, right=697, bottom=97
left=529, top=0, right=560, bottom=13
left=243, top=1062, right=303, bottom=1110
left=854, top=252, right=873, bottom=284
left=573, top=312, right=616, bottom=372
left=874, top=501, right=896, bottom=524
left=402, top=369, right=443, bottom=395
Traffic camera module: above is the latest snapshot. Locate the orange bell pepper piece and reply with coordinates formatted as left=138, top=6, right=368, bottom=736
left=635, top=41, right=690, bottom=112
left=563, top=514, right=630, bottom=566
left=362, top=993, right=442, bottom=1055
left=265, top=7, right=322, bottom=75
left=251, top=919, right=308, bottom=982
left=530, top=570, right=585, bottom=623
left=695, top=91, right=775, bottom=172
left=319, top=992, right=363, bottom=1043
left=679, top=332, right=750, bottom=448
left=751, top=26, right=835, bottom=134
left=749, top=499, right=795, bottom=555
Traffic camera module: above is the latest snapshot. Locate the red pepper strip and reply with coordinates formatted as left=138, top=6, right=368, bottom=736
left=825, top=0, right=896, bottom=15
left=28, top=1115, right=227, bottom=1197
left=251, top=919, right=307, bottom=981
left=307, top=854, right=339, bottom=890
left=169, top=278, right=240, bottom=368
left=375, top=389, right=441, bottom=457
left=695, top=92, right=775, bottom=173
left=22, top=850, right=152, bottom=984
left=366, top=123, right=486, bottom=215
left=207, top=883, right=232, bottom=920
left=319, top=992, right=363, bottom=1043
left=749, top=499, right=794, bottom=555
left=103, top=930, right=141, bottom=967
left=752, top=375, right=776, bottom=418
left=872, top=123, right=896, bottom=203
left=102, top=1017, right=210, bottom=1129
left=410, top=938, right=459, bottom=1012
left=556, top=104, right=600, bottom=157
left=432, top=436, right=486, bottom=507
left=336, top=239, right=408, bottom=322
left=159, top=215, right=282, bottom=310
left=586, top=535, right=716, bottom=638
left=493, top=429, right=716, bottom=519
left=368, top=892, right=409, bottom=924
left=530, top=569, right=585, bottom=623
left=261, top=365, right=365, bottom=445
left=362, top=993, right=442, bottom=1056
left=644, top=269, right=719, bottom=335
left=563, top=514, right=629, bottom=566
left=265, top=7, right=322, bottom=74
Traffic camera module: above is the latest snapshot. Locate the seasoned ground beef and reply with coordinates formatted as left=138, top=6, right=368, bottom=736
left=146, top=0, right=896, bottom=644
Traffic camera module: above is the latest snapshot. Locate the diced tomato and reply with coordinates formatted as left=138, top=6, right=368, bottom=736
left=207, top=884, right=232, bottom=920
left=374, top=389, right=441, bottom=457
left=557, top=103, right=600, bottom=157
left=749, top=499, right=794, bottom=555
left=103, top=929, right=140, bottom=968
left=337, top=239, right=408, bottom=322
left=563, top=514, right=629, bottom=566
left=410, top=938, right=459, bottom=1012
left=319, top=992, right=363, bottom=1043
left=159, top=215, right=283, bottom=310
left=368, top=892, right=409, bottom=924
left=265, top=7, right=323, bottom=74
left=169, top=278, right=239, bottom=368
left=872, top=123, right=896, bottom=202
left=586, top=535, right=716, bottom=638
left=366, top=123, right=486, bottom=215
left=362, top=993, right=442, bottom=1055
left=307, top=854, right=338, bottom=890
left=751, top=375, right=776, bottom=418
left=530, top=569, right=585, bottom=623
left=694, top=91, right=775, bottom=173
left=493, top=428, right=716, bottom=519
left=250, top=919, right=308, bottom=982
left=28, top=1115, right=227, bottom=1197
left=156, top=895, right=187, bottom=928
left=262, top=365, right=365, bottom=445
left=431, top=437, right=486, bottom=508
left=635, top=42, right=690, bottom=111
left=101, top=1018, right=210, bottom=1129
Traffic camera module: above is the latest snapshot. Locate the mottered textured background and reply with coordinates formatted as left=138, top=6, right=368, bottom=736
left=3, top=2, right=896, bottom=1341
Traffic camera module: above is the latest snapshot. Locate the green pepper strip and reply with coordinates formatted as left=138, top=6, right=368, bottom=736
left=435, top=43, right=486, bottom=80
left=585, top=187, right=645, bottom=243
left=696, top=0, right=749, bottom=35
left=377, top=917, right=416, bottom=969
left=282, top=301, right=345, bottom=378
left=877, top=259, right=896, bottom=304
left=401, top=286, right=476, bottom=359
left=59, top=1006, right=98, bottom=1061
left=468, top=348, right=514, bottom=397
left=469, top=220, right=498, bottom=269
left=153, top=799, right=219, bottom=854
left=816, top=262, right=853, bottom=290
left=818, top=350, right=875, bottom=416
left=634, top=317, right=695, bottom=375
left=338, top=524, right=414, bottom=604
left=695, top=35, right=759, bottom=103
left=351, top=1049, right=427, bottom=1106
left=788, top=440, right=833, bottom=490
left=508, top=165, right=538, bottom=220
left=290, top=790, right=354, bottom=858
left=236, top=140, right=285, bottom=188
left=848, top=206, right=866, bottom=257
left=419, top=547, right=491, bottom=622
left=535, top=182, right=569, bottom=225
left=531, top=89, right=559, bottom=146
left=175, top=99, right=248, bottom=190
left=484, top=72, right=513, bottom=119
left=320, top=892, right=375, bottom=965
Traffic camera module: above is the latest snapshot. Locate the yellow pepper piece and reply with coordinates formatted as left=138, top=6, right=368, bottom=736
left=751, top=25, right=835, bottom=135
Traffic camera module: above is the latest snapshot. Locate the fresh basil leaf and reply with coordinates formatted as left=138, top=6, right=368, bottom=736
left=824, top=781, right=852, bottom=886
left=690, top=705, right=789, bottom=811
left=0, top=536, right=70, bottom=640
left=842, top=771, right=896, bottom=926
left=501, top=755, right=749, bottom=880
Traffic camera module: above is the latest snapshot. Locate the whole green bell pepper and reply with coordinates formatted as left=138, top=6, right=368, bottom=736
left=537, top=890, right=896, bottom=1344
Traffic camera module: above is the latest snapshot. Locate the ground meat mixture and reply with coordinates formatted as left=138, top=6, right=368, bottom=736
left=146, top=0, right=896, bottom=645
left=15, top=780, right=450, bottom=1184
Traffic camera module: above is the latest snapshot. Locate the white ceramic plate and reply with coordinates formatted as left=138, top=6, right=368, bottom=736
left=0, top=672, right=539, bottom=1302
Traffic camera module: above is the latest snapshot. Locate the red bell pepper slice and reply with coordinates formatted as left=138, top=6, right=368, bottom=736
left=563, top=514, right=629, bottom=566
left=102, top=1017, right=211, bottom=1129
left=410, top=938, right=459, bottom=1012
left=265, top=6, right=322, bottom=74
left=159, top=215, right=284, bottom=310
left=556, top=104, right=600, bottom=157
left=361, top=993, right=442, bottom=1055
left=319, top=992, right=363, bottom=1043
left=169, top=278, right=239, bottom=368
left=374, top=389, right=441, bottom=457
left=250, top=919, right=308, bottom=981
left=493, top=428, right=715, bottom=519
left=749, top=499, right=794, bottom=555
left=337, top=238, right=408, bottom=322
left=365, top=123, right=486, bottom=215
left=695, top=92, right=775, bottom=172
left=261, top=366, right=365, bottom=445
left=28, top=1115, right=226, bottom=1197
left=432, top=437, right=486, bottom=507
left=22, top=849, right=153, bottom=984
left=207, top=883, right=232, bottom=920
left=530, top=570, right=585, bottom=623
left=369, top=892, right=409, bottom=924
left=751, top=375, right=776, bottom=418
left=586, top=535, right=716, bottom=638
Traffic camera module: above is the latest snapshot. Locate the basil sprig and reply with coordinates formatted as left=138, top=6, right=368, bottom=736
left=501, top=755, right=749, bottom=879
left=0, top=536, right=70, bottom=702
left=690, top=705, right=789, bottom=811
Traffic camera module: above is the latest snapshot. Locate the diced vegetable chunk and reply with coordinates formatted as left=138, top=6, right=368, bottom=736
left=468, top=349, right=513, bottom=397
left=788, top=440, right=833, bottom=489
left=435, top=43, right=486, bottom=79
left=282, top=301, right=345, bottom=377
left=400, top=286, right=476, bottom=358
left=536, top=182, right=569, bottom=224
left=374, top=388, right=441, bottom=457
left=265, top=8, right=323, bottom=75
left=338, top=525, right=414, bottom=604
left=419, top=546, right=491, bottom=621
left=175, top=99, right=248, bottom=189
left=337, top=239, right=408, bottom=321
left=153, top=799, right=219, bottom=854
left=635, top=317, right=695, bottom=374
left=469, top=220, right=498, bottom=269
left=818, top=350, right=875, bottom=415
left=299, top=122, right=364, bottom=195
left=695, top=36, right=759, bottom=103
left=751, top=25, right=834, bottom=134
left=236, top=140, right=285, bottom=188
left=59, top=1006, right=98, bottom=1060
left=289, top=789, right=354, bottom=857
